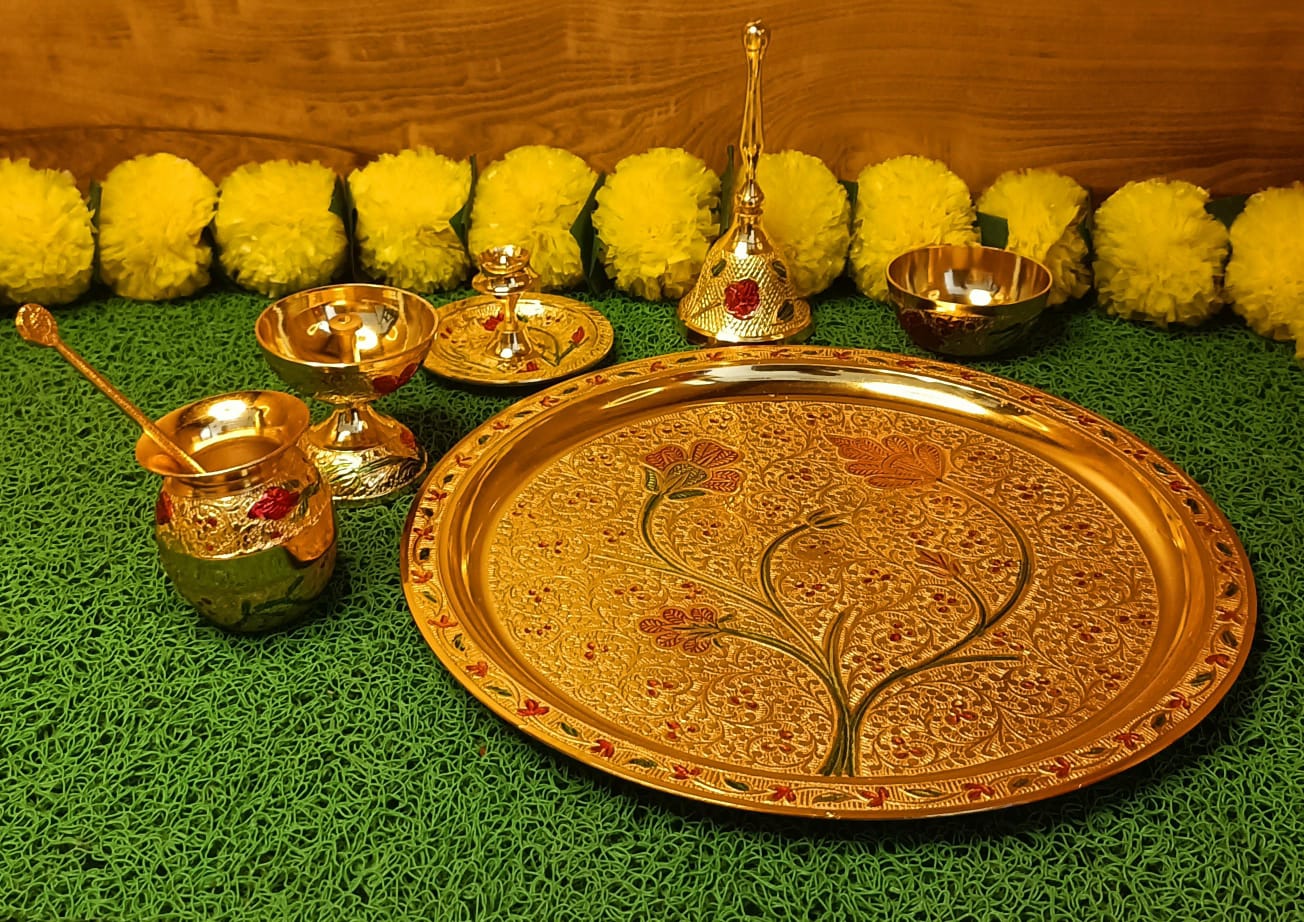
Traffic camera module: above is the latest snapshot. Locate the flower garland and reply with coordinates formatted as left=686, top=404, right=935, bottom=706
left=349, top=148, right=473, bottom=292
left=1093, top=179, right=1229, bottom=327
left=978, top=169, right=1091, bottom=307
left=591, top=148, right=719, bottom=301
left=469, top=145, right=597, bottom=290
left=756, top=150, right=850, bottom=298
left=849, top=155, right=979, bottom=301
left=0, top=158, right=95, bottom=306
left=214, top=160, right=348, bottom=298
left=97, top=153, right=217, bottom=301
left=1226, top=184, right=1304, bottom=357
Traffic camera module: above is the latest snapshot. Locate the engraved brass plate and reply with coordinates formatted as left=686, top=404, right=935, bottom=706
left=402, top=347, right=1255, bottom=818
left=423, top=293, right=614, bottom=386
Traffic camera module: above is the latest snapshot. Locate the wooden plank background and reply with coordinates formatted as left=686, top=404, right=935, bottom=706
left=2, top=0, right=1303, bottom=196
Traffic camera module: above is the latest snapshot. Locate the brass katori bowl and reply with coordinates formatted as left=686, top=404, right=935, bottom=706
left=256, top=284, right=438, bottom=505
left=886, top=245, right=1052, bottom=357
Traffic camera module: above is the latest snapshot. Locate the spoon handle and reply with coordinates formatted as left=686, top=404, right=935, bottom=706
left=16, top=305, right=207, bottom=475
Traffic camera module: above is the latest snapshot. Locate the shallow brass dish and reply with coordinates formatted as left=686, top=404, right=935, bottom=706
left=402, top=347, right=1253, bottom=818
left=423, top=292, right=614, bottom=387
left=887, top=245, right=1052, bottom=356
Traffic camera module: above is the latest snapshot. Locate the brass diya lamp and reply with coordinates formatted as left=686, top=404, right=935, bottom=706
left=677, top=20, right=812, bottom=345
left=422, top=245, right=614, bottom=386
left=15, top=304, right=336, bottom=632
left=886, top=245, right=1053, bottom=356
left=255, top=284, right=438, bottom=505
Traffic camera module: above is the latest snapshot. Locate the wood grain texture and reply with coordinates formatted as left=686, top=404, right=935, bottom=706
left=3, top=0, right=1303, bottom=195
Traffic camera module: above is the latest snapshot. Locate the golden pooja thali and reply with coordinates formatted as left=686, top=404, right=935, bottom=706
left=402, top=346, right=1254, bottom=818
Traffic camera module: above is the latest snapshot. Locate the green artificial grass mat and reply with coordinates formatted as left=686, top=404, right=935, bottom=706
left=1, top=285, right=1301, bottom=921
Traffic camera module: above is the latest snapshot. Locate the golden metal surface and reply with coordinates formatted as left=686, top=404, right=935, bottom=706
left=137, top=390, right=337, bottom=632
left=424, top=293, right=614, bottom=387
left=256, top=284, right=437, bottom=505
left=16, top=303, right=206, bottom=474
left=424, top=246, right=615, bottom=387
left=886, top=246, right=1052, bottom=356
left=676, top=22, right=812, bottom=345
left=402, top=347, right=1254, bottom=818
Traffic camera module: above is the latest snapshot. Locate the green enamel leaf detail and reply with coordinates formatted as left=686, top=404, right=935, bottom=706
left=813, top=792, right=851, bottom=804
left=777, top=300, right=795, bottom=323
left=1192, top=671, right=1214, bottom=687
left=724, top=779, right=750, bottom=792
left=710, top=259, right=727, bottom=277
left=1151, top=712, right=1168, bottom=729
left=486, top=686, right=512, bottom=698
left=643, top=468, right=659, bottom=492
left=666, top=489, right=706, bottom=501
left=559, top=723, right=580, bottom=738
left=627, top=758, right=658, bottom=769
left=451, top=634, right=465, bottom=651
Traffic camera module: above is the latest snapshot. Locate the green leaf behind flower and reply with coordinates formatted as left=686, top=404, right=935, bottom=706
left=449, top=154, right=478, bottom=249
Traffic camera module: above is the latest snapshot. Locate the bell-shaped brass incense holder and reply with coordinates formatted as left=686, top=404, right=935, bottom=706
left=256, top=284, right=437, bottom=506
left=677, top=21, right=812, bottom=345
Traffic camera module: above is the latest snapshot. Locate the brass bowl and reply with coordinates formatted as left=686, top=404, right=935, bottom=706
left=255, top=284, right=438, bottom=505
left=886, top=245, right=1052, bottom=357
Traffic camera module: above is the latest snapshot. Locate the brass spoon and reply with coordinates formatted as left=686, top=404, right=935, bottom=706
left=15, top=303, right=207, bottom=475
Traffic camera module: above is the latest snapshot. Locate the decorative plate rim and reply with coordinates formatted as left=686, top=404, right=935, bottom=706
left=400, top=345, right=1256, bottom=819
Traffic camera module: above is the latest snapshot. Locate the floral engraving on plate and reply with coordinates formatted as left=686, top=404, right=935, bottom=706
left=492, top=400, right=1159, bottom=778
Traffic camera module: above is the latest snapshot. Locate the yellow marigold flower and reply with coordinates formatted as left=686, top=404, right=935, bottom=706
left=1226, top=184, right=1304, bottom=358
left=1093, top=179, right=1228, bottom=327
left=849, top=156, right=978, bottom=301
left=591, top=147, right=719, bottom=301
left=215, top=160, right=347, bottom=298
left=756, top=150, right=850, bottom=297
left=98, top=153, right=217, bottom=301
left=469, top=146, right=596, bottom=290
left=349, top=148, right=472, bottom=292
left=978, top=169, right=1091, bottom=306
left=0, top=159, right=94, bottom=305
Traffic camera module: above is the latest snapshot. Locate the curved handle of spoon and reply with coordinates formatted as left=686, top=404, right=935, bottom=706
left=15, top=304, right=207, bottom=475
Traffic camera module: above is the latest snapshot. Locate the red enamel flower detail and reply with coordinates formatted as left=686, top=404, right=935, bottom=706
left=829, top=434, right=945, bottom=488
left=859, top=786, right=890, bottom=807
left=374, top=362, right=418, bottom=395
left=571, top=326, right=586, bottom=344
left=523, top=360, right=540, bottom=373
left=591, top=739, right=615, bottom=758
left=247, top=486, right=300, bottom=520
left=638, top=606, right=722, bottom=655
left=672, top=764, right=702, bottom=780
left=517, top=698, right=550, bottom=718
left=963, top=782, right=995, bottom=801
left=154, top=492, right=173, bottom=526
left=770, top=784, right=797, bottom=803
left=723, top=279, right=761, bottom=320
left=1205, top=653, right=1231, bottom=668
left=482, top=313, right=504, bottom=331
left=1042, top=756, right=1072, bottom=779
left=1164, top=691, right=1191, bottom=711
left=465, top=661, right=489, bottom=678
left=1114, top=731, right=1143, bottom=750
left=644, top=440, right=743, bottom=495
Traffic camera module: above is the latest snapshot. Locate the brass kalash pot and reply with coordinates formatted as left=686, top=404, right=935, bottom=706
left=677, top=21, right=812, bottom=345
left=137, top=391, right=336, bottom=633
